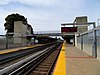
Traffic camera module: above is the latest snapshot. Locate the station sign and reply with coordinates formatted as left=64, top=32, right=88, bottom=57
left=61, top=27, right=77, bottom=32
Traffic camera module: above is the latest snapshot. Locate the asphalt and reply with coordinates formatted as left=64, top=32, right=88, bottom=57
left=66, top=43, right=100, bottom=75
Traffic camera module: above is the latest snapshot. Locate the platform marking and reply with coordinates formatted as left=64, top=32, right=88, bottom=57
left=53, top=42, right=66, bottom=75
left=66, top=56, right=95, bottom=58
left=0, top=44, right=43, bottom=54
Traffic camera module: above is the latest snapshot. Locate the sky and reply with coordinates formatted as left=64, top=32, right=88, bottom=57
left=0, top=0, right=100, bottom=34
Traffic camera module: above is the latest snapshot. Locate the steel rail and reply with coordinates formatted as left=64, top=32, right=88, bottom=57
left=24, top=44, right=60, bottom=75
left=28, top=43, right=62, bottom=75
left=9, top=44, right=58, bottom=75
left=0, top=43, right=59, bottom=75
left=0, top=43, right=55, bottom=65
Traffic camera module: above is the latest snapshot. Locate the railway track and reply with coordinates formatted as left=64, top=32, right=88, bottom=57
left=29, top=44, right=62, bottom=75
left=0, top=43, right=56, bottom=69
left=0, top=42, right=62, bottom=75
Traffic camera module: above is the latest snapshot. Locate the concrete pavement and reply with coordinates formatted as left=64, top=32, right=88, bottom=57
left=66, top=44, right=100, bottom=75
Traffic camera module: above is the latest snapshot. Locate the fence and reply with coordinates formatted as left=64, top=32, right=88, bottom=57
left=0, top=35, right=22, bottom=50
left=0, top=35, right=35, bottom=50
left=76, top=26, right=100, bottom=59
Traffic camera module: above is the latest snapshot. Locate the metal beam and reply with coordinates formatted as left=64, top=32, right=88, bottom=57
left=61, top=22, right=95, bottom=26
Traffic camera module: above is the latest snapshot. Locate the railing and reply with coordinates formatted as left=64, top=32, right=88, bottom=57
left=34, top=30, right=61, bottom=34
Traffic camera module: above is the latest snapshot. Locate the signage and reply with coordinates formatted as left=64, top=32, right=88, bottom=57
left=61, top=27, right=77, bottom=32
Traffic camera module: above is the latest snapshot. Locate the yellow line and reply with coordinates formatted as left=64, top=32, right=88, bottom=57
left=53, top=41, right=66, bottom=75
left=0, top=44, right=44, bottom=54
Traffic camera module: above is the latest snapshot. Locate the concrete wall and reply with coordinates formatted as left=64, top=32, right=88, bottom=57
left=14, top=21, right=27, bottom=46
left=21, top=23, right=27, bottom=46
left=75, top=16, right=88, bottom=33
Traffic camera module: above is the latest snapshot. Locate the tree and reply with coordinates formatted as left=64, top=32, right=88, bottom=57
left=27, top=24, right=34, bottom=34
left=4, top=13, right=27, bottom=33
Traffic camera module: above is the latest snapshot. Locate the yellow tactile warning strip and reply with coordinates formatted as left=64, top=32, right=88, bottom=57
left=0, top=44, right=44, bottom=54
left=53, top=41, right=66, bottom=75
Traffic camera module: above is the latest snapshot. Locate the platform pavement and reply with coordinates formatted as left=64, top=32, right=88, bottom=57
left=66, top=43, right=100, bottom=75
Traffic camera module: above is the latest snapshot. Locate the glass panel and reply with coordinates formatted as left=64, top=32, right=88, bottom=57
left=97, top=30, right=100, bottom=58
left=77, top=36, right=81, bottom=49
left=83, top=32, right=94, bottom=55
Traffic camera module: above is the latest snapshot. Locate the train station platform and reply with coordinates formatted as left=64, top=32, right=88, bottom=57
left=53, top=41, right=100, bottom=75
left=0, top=44, right=43, bottom=54
left=66, top=43, right=100, bottom=75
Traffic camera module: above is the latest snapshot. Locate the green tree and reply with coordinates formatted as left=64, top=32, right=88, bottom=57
left=27, top=24, right=34, bottom=34
left=4, top=13, right=27, bottom=33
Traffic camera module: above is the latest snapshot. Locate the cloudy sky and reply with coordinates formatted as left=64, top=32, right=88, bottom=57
left=0, top=0, right=100, bottom=34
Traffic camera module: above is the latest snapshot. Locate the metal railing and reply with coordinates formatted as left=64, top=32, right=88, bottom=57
left=34, top=30, right=61, bottom=34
